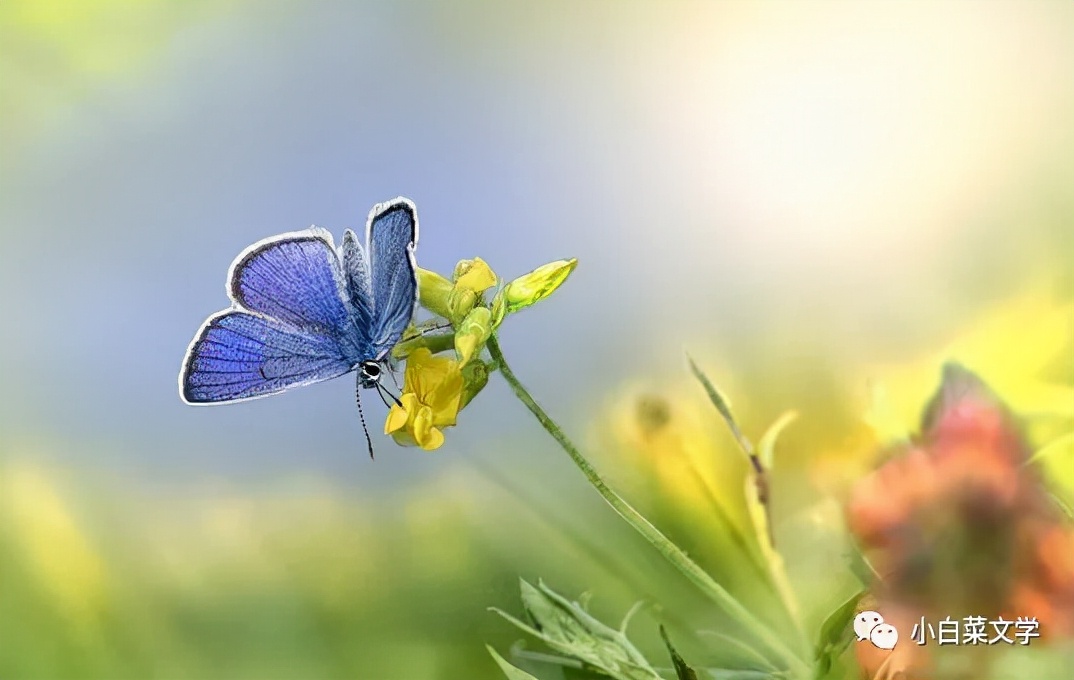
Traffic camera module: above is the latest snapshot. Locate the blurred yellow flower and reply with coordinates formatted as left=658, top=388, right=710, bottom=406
left=866, top=289, right=1074, bottom=447
left=385, top=348, right=464, bottom=450
left=3, top=462, right=108, bottom=631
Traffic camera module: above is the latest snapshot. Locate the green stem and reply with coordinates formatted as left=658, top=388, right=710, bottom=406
left=486, top=335, right=811, bottom=678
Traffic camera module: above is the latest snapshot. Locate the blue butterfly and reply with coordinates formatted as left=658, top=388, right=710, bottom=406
left=179, top=197, right=419, bottom=454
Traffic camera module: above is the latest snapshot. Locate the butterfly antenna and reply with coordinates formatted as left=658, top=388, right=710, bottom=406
left=355, top=379, right=375, bottom=460
left=376, top=381, right=403, bottom=408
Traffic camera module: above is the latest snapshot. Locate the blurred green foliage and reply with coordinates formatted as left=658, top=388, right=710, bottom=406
left=0, top=448, right=802, bottom=679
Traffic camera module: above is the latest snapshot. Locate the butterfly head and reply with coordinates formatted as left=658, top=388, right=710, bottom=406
left=358, top=360, right=383, bottom=389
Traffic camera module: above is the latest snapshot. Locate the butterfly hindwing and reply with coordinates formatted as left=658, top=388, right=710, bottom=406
left=180, top=310, right=354, bottom=403
left=366, top=198, right=418, bottom=358
left=341, top=228, right=375, bottom=349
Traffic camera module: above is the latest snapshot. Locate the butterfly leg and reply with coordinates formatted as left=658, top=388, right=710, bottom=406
left=387, top=362, right=402, bottom=391
left=399, top=318, right=453, bottom=343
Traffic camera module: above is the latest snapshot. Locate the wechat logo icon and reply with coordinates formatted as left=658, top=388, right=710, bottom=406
left=855, top=610, right=898, bottom=650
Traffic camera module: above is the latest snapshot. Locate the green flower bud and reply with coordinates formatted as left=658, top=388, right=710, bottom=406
left=502, top=259, right=577, bottom=315
left=454, top=306, right=493, bottom=366
left=417, top=268, right=453, bottom=318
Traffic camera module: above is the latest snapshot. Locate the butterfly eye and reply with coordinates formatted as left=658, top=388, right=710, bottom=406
left=361, top=362, right=381, bottom=379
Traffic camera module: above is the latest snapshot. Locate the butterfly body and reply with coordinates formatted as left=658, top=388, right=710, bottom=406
left=179, top=197, right=418, bottom=406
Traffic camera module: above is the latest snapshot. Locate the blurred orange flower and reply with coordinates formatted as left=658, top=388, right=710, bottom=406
left=847, top=364, right=1074, bottom=679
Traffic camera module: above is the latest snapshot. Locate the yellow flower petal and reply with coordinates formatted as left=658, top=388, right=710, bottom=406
left=384, top=402, right=410, bottom=434
left=412, top=350, right=459, bottom=395
left=412, top=405, right=436, bottom=447
left=419, top=427, right=445, bottom=451
left=428, top=372, right=463, bottom=427
left=454, top=257, right=497, bottom=292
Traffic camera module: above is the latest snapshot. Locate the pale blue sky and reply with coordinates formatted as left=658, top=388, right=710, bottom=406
left=1, top=1, right=1070, bottom=486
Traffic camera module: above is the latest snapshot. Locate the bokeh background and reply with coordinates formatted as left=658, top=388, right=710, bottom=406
left=1, top=1, right=1072, bottom=678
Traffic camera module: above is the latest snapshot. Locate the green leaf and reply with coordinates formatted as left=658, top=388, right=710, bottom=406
left=812, top=589, right=865, bottom=678
left=706, top=670, right=782, bottom=680
left=660, top=625, right=700, bottom=680
left=757, top=411, right=798, bottom=470
left=687, top=355, right=757, bottom=459
left=697, top=631, right=779, bottom=673
left=490, top=606, right=545, bottom=642
left=687, top=355, right=809, bottom=660
left=845, top=544, right=881, bottom=588
left=487, top=645, right=542, bottom=680
left=493, top=579, right=662, bottom=680
left=619, top=600, right=645, bottom=635
left=686, top=356, right=739, bottom=434
left=742, top=477, right=805, bottom=648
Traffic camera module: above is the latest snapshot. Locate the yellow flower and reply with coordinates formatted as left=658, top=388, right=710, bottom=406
left=449, top=258, right=498, bottom=320
left=384, top=348, right=464, bottom=450
left=453, top=257, right=497, bottom=292
left=418, top=258, right=499, bottom=323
